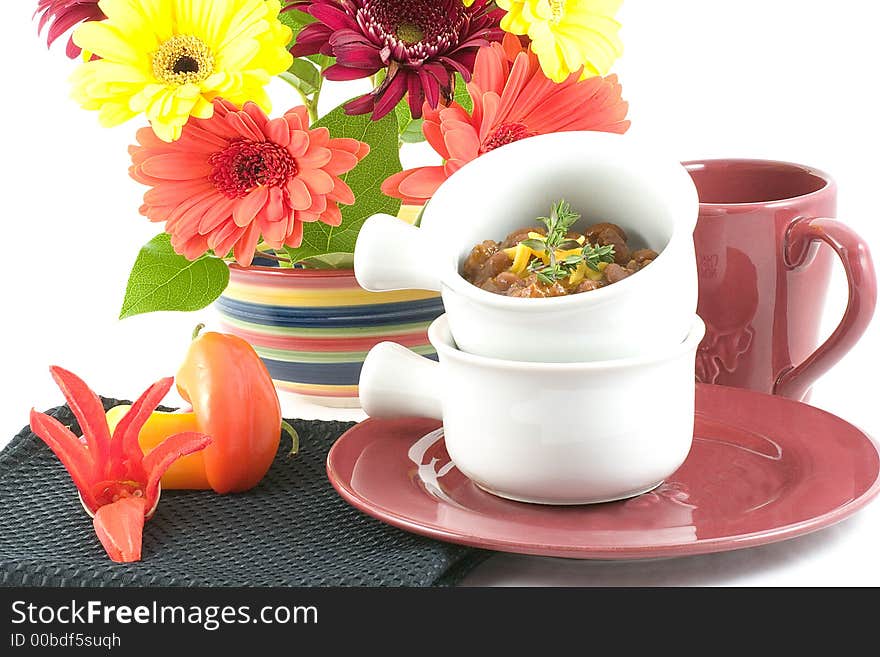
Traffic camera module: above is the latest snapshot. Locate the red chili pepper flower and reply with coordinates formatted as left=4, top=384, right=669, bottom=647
left=29, top=366, right=212, bottom=563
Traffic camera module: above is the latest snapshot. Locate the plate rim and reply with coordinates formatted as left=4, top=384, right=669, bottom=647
left=326, top=385, right=880, bottom=560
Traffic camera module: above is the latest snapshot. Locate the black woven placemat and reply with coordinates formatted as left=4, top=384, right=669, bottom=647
left=0, top=399, right=487, bottom=587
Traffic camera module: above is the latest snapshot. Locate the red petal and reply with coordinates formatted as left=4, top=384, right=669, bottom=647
left=328, top=178, right=355, bottom=205
left=323, top=63, right=374, bottom=81
left=343, top=93, right=376, bottom=116
left=327, top=137, right=363, bottom=154
left=285, top=217, right=304, bottom=247
left=309, top=4, right=359, bottom=31
left=93, top=498, right=146, bottom=563
left=265, top=118, right=291, bottom=147
left=233, top=186, right=268, bottom=227
left=233, top=220, right=262, bottom=267
left=320, top=203, right=342, bottom=227
left=48, top=367, right=111, bottom=472
left=142, top=432, right=212, bottom=510
left=407, top=74, right=426, bottom=118
left=108, top=377, right=174, bottom=482
left=44, top=5, right=96, bottom=48
left=324, top=149, right=361, bottom=176
left=298, top=168, right=334, bottom=195
left=287, top=177, right=312, bottom=210
left=397, top=166, right=449, bottom=200
left=290, top=23, right=334, bottom=58
left=372, top=73, right=408, bottom=120
left=29, top=409, right=99, bottom=511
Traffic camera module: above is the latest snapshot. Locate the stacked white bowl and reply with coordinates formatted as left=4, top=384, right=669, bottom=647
left=354, top=132, right=704, bottom=505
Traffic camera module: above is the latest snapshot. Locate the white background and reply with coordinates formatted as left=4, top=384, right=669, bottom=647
left=1, top=1, right=878, bottom=586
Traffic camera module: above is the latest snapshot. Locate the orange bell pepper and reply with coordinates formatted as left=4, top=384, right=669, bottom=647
left=106, top=406, right=210, bottom=489
left=106, top=327, right=285, bottom=494
left=177, top=328, right=283, bottom=493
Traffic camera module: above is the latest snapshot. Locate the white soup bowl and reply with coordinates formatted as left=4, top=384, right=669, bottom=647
left=355, top=131, right=699, bottom=362
left=359, top=315, right=705, bottom=505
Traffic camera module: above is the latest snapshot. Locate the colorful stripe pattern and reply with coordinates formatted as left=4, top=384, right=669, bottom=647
left=216, top=265, right=444, bottom=405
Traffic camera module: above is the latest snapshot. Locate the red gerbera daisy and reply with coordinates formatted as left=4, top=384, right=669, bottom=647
left=35, top=0, right=105, bottom=58
left=285, top=0, right=503, bottom=119
left=129, top=99, right=369, bottom=267
left=382, top=34, right=631, bottom=204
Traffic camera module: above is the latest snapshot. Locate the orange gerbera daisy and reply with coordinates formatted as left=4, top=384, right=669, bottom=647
left=130, top=99, right=369, bottom=266
left=381, top=34, right=630, bottom=204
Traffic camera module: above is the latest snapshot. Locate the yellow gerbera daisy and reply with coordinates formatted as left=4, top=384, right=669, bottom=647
left=496, top=0, right=623, bottom=83
left=70, top=0, right=293, bottom=142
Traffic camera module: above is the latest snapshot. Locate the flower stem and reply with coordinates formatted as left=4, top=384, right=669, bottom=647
left=307, top=86, right=321, bottom=124
left=307, top=61, right=331, bottom=124
left=278, top=69, right=322, bottom=123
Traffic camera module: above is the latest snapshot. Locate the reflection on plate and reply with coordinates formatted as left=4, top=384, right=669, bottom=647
left=327, top=385, right=880, bottom=560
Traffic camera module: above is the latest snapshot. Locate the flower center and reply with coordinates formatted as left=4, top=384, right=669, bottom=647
left=152, top=35, right=215, bottom=86
left=548, top=0, right=565, bottom=23
left=397, top=21, right=425, bottom=44
left=481, top=122, right=537, bottom=153
left=361, top=0, right=468, bottom=63
left=208, top=138, right=298, bottom=199
left=93, top=480, right=145, bottom=507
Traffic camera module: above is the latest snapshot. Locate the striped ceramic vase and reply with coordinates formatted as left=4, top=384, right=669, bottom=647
left=215, top=265, right=443, bottom=407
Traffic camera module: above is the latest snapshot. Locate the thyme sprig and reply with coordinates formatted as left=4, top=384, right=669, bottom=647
left=582, top=243, right=616, bottom=272
left=521, top=200, right=616, bottom=284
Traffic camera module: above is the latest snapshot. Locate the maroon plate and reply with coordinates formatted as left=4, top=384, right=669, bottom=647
left=327, top=385, right=880, bottom=559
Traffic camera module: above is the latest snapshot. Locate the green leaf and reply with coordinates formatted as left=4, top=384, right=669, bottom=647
left=119, top=234, right=230, bottom=319
left=394, top=99, right=426, bottom=144
left=520, top=238, right=547, bottom=252
left=278, top=8, right=316, bottom=43
left=296, top=252, right=355, bottom=269
left=283, top=100, right=402, bottom=263
left=281, top=59, right=322, bottom=96
left=307, top=53, right=334, bottom=69
left=453, top=73, right=473, bottom=113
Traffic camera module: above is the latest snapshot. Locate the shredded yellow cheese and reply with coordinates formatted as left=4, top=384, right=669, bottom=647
left=505, top=230, right=608, bottom=285
left=506, top=243, right=534, bottom=275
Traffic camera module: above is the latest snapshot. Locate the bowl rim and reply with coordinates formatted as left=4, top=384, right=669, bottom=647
left=428, top=314, right=706, bottom=372
left=420, top=131, right=699, bottom=310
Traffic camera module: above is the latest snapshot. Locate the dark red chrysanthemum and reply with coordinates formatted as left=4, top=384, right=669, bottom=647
left=284, top=0, right=503, bottom=119
left=35, top=0, right=106, bottom=58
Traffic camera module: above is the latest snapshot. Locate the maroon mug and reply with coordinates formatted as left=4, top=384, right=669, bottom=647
left=685, top=159, right=876, bottom=401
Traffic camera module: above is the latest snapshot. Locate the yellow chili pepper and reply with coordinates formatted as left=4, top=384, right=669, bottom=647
left=106, top=406, right=210, bottom=490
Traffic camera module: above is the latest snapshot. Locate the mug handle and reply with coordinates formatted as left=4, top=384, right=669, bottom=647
left=775, top=217, right=877, bottom=400
left=359, top=342, right=443, bottom=420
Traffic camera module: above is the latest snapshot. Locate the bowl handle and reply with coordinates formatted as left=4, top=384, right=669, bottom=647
left=359, top=342, right=442, bottom=420
left=354, top=214, right=443, bottom=292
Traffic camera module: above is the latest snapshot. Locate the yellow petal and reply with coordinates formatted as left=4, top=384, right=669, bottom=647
left=98, top=102, right=138, bottom=127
